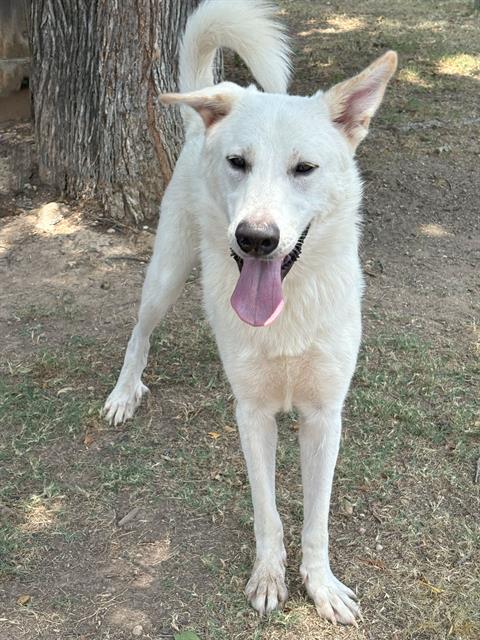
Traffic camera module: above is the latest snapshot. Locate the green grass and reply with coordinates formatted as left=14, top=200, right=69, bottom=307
left=286, top=0, right=480, bottom=134
left=340, top=330, right=478, bottom=503
left=1, top=318, right=478, bottom=637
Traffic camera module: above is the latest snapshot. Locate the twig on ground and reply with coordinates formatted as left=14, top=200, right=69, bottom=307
left=117, top=506, right=141, bottom=527
left=105, top=255, right=148, bottom=263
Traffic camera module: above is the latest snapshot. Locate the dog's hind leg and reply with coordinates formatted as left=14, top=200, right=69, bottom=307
left=299, top=405, right=360, bottom=625
left=103, top=203, right=199, bottom=425
left=236, top=402, right=288, bottom=615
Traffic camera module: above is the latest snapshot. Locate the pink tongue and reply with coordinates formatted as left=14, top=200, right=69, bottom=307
left=230, top=257, right=284, bottom=327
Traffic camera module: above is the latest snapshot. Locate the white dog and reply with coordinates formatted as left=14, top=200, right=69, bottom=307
left=104, top=0, right=397, bottom=625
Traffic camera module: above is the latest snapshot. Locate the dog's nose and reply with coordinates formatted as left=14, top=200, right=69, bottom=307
left=235, top=221, right=280, bottom=256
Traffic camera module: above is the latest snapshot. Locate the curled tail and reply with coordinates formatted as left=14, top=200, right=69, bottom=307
left=179, top=0, right=292, bottom=95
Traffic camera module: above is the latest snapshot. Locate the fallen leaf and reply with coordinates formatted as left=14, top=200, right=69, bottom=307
left=83, top=432, right=95, bottom=447
left=208, top=431, right=220, bottom=440
left=357, top=484, right=371, bottom=492
left=341, top=498, right=354, bottom=515
left=16, top=594, right=31, bottom=606
left=223, top=425, right=236, bottom=433
left=418, top=577, right=445, bottom=594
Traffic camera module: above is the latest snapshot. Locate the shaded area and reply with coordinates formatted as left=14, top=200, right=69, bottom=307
left=0, top=0, right=31, bottom=124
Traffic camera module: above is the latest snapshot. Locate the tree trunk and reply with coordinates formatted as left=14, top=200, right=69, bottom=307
left=29, top=1, right=207, bottom=225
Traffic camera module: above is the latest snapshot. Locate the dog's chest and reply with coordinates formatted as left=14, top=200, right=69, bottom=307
left=225, top=347, right=349, bottom=413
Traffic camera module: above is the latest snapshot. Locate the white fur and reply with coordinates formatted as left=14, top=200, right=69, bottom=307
left=104, top=0, right=396, bottom=625
left=179, top=0, right=291, bottom=93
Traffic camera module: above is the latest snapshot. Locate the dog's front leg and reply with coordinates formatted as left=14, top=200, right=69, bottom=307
left=299, top=405, right=360, bottom=625
left=236, top=402, right=287, bottom=615
left=103, top=200, right=199, bottom=425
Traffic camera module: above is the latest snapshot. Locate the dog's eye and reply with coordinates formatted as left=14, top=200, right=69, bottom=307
left=294, top=162, right=318, bottom=176
left=227, top=155, right=247, bottom=171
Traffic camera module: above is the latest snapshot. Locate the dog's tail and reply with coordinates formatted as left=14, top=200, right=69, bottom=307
left=179, top=0, right=291, bottom=95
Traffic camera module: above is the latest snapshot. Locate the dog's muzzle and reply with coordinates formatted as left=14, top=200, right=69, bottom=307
left=231, top=223, right=310, bottom=280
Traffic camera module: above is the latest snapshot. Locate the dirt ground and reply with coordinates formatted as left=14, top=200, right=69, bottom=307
left=0, top=1, right=479, bottom=639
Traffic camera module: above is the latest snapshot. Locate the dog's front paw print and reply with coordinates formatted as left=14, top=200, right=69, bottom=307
left=245, top=559, right=288, bottom=615
left=301, top=565, right=360, bottom=625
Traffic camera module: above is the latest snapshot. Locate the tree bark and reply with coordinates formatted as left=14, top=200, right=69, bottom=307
left=29, top=1, right=206, bottom=225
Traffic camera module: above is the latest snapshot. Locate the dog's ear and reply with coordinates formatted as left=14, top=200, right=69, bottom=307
left=324, top=51, right=397, bottom=151
left=160, top=82, right=243, bottom=129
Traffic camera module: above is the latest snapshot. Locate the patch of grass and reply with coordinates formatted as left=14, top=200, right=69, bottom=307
left=1, top=316, right=478, bottom=639
left=351, top=331, right=478, bottom=440
left=0, top=345, right=106, bottom=576
left=0, top=523, right=25, bottom=575
left=14, top=297, right=80, bottom=341
left=340, top=328, right=479, bottom=498
left=0, top=370, right=97, bottom=453
left=285, top=0, right=480, bottom=132
left=98, top=460, right=156, bottom=492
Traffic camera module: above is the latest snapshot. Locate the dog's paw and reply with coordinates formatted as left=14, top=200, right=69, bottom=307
left=301, top=565, right=360, bottom=626
left=245, top=560, right=288, bottom=616
left=103, top=381, right=149, bottom=425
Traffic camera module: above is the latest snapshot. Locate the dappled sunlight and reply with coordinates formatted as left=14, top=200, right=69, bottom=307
left=108, top=606, right=151, bottom=633
left=0, top=200, right=81, bottom=256
left=98, top=535, right=175, bottom=593
left=137, top=536, right=175, bottom=567
left=418, top=223, right=453, bottom=238
left=34, top=201, right=81, bottom=236
left=398, top=67, right=432, bottom=89
left=437, top=54, right=480, bottom=78
left=378, top=17, right=451, bottom=31
left=298, top=15, right=365, bottom=37
left=129, top=537, right=176, bottom=589
left=0, top=201, right=152, bottom=293
left=0, top=215, right=25, bottom=256
left=327, top=15, right=366, bottom=32
left=20, top=494, right=63, bottom=533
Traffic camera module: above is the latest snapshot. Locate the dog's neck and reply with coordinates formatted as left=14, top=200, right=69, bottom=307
left=200, top=209, right=363, bottom=359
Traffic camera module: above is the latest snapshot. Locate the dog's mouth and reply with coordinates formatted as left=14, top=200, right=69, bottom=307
left=230, top=224, right=310, bottom=280
left=230, top=225, right=310, bottom=327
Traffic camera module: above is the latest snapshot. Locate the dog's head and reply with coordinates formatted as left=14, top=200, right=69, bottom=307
left=161, top=51, right=397, bottom=327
